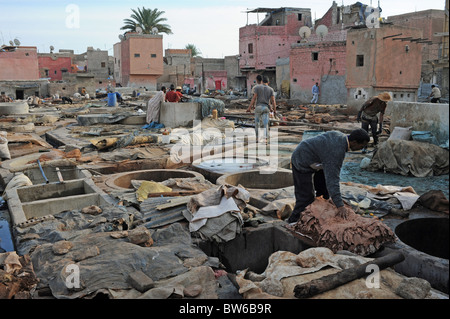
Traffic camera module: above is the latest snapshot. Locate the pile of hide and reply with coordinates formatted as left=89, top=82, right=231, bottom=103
left=367, top=139, right=449, bottom=177
left=186, top=185, right=250, bottom=243
left=289, top=197, right=396, bottom=256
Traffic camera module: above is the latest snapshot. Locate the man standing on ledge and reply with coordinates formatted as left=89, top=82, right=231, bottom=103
left=288, top=129, right=370, bottom=223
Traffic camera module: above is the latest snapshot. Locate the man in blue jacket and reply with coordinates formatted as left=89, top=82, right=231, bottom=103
left=288, top=129, right=370, bottom=223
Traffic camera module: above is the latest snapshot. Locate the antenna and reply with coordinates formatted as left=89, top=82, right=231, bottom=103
left=315, top=25, right=329, bottom=40
left=136, top=26, right=143, bottom=34
left=13, top=38, right=20, bottom=46
left=299, top=26, right=311, bottom=42
left=9, top=40, right=14, bottom=46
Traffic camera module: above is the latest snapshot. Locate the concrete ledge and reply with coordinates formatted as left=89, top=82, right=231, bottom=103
left=160, top=102, right=201, bottom=128
left=386, top=101, right=449, bottom=145
left=6, top=178, right=116, bottom=226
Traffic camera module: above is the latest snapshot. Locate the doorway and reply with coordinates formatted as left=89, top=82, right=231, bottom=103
left=16, top=90, right=24, bottom=99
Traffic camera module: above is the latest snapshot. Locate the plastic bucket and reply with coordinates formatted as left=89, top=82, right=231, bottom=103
left=161, top=135, right=171, bottom=144
left=107, top=93, right=117, bottom=107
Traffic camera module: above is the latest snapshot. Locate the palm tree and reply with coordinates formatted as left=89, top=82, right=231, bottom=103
left=185, top=44, right=202, bottom=57
left=121, top=7, right=172, bottom=35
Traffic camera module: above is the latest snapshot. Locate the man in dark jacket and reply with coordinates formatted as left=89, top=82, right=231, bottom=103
left=288, top=129, right=370, bottom=223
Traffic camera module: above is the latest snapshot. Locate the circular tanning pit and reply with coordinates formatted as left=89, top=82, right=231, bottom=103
left=217, top=169, right=293, bottom=190
left=395, top=218, right=449, bottom=260
left=105, top=169, right=204, bottom=191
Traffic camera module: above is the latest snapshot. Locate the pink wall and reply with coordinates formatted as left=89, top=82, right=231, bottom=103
left=239, top=13, right=304, bottom=70
left=0, top=47, right=39, bottom=80
left=345, top=26, right=423, bottom=90
left=38, top=56, right=73, bottom=81
left=204, top=70, right=227, bottom=90
left=129, top=37, right=163, bottom=75
left=290, top=41, right=347, bottom=95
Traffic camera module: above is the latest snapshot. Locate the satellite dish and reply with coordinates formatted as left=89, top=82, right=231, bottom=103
left=151, top=27, right=158, bottom=34
left=119, top=34, right=124, bottom=41
left=9, top=40, right=14, bottom=46
left=136, top=26, right=143, bottom=34
left=50, top=45, right=54, bottom=52
left=299, top=26, right=311, bottom=39
left=315, top=25, right=328, bottom=39
left=14, top=38, right=20, bottom=46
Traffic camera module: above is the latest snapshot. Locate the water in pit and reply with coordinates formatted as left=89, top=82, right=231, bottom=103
left=194, top=158, right=268, bottom=175
left=0, top=219, right=14, bottom=252
left=341, top=153, right=449, bottom=198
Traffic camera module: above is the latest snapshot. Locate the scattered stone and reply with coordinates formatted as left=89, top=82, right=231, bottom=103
left=183, top=255, right=208, bottom=268
left=88, top=216, right=107, bottom=228
left=52, top=240, right=73, bottom=255
left=259, top=277, right=284, bottom=297
left=72, top=246, right=100, bottom=262
left=81, top=205, right=102, bottom=215
left=128, top=270, right=154, bottom=292
left=395, top=277, right=431, bottom=299
left=110, top=231, right=128, bottom=239
left=128, top=226, right=153, bottom=246
left=183, top=284, right=203, bottom=298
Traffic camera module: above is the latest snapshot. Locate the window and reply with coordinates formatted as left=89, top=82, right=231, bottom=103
left=54, top=70, right=57, bottom=75
left=275, top=19, right=280, bottom=25
left=356, top=55, right=364, bottom=67
left=45, top=70, right=49, bottom=77
left=248, top=43, right=253, bottom=54
left=151, top=54, right=157, bottom=58
left=134, top=53, right=140, bottom=58
left=312, top=52, right=319, bottom=61
left=298, top=14, right=302, bottom=21
left=101, top=62, right=106, bottom=67
left=61, top=68, right=68, bottom=73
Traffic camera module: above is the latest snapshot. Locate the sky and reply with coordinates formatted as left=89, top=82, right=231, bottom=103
left=0, top=0, right=446, bottom=58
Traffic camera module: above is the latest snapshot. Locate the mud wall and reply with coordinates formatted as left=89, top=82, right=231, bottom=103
left=386, top=101, right=449, bottom=145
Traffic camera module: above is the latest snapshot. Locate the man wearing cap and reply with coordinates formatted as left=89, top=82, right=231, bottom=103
left=175, top=86, right=184, bottom=102
left=357, top=92, right=391, bottom=150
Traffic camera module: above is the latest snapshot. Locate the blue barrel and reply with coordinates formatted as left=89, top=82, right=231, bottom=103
left=107, top=92, right=117, bottom=106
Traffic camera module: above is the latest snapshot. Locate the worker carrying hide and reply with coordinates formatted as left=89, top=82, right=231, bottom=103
left=288, top=129, right=370, bottom=224
left=357, top=92, right=392, bottom=151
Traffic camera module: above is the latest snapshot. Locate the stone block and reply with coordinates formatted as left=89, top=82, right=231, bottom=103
left=128, top=270, right=154, bottom=292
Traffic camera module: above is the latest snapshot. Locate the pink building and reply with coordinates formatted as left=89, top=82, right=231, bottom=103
left=0, top=46, right=39, bottom=81
left=239, top=7, right=312, bottom=94
left=204, top=70, right=227, bottom=91
left=38, top=54, right=74, bottom=81
left=114, top=32, right=163, bottom=90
